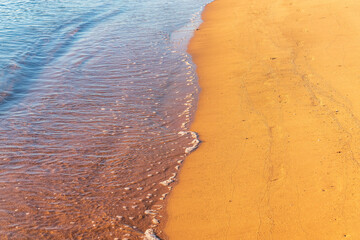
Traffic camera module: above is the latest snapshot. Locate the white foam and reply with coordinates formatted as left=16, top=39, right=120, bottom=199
left=144, top=210, right=156, bottom=215
left=178, top=131, right=200, bottom=154
left=143, top=229, right=160, bottom=240
left=160, top=193, right=168, bottom=201
left=159, top=173, right=176, bottom=186
left=152, top=218, right=160, bottom=224
left=178, top=131, right=187, bottom=136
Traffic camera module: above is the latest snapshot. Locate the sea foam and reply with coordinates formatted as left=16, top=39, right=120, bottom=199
left=143, top=229, right=160, bottom=240
left=178, top=131, right=200, bottom=154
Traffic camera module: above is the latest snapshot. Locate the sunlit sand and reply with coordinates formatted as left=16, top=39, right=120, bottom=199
left=166, top=0, right=360, bottom=239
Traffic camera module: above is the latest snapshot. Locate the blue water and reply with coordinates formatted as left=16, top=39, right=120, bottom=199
left=0, top=0, right=204, bottom=108
left=0, top=0, right=211, bottom=239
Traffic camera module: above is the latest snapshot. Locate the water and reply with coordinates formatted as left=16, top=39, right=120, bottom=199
left=0, top=0, right=211, bottom=239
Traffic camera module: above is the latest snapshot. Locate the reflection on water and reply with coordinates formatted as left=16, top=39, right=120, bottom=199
left=0, top=0, right=210, bottom=238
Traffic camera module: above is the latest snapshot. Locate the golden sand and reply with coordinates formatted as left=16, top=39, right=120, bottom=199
left=165, top=0, right=360, bottom=239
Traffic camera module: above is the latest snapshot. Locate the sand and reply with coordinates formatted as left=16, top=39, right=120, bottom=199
left=165, top=0, right=360, bottom=239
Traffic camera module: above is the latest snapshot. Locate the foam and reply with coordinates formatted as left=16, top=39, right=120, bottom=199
left=144, top=210, right=156, bottom=215
left=159, top=193, right=168, bottom=201
left=152, top=218, right=160, bottom=224
left=178, top=131, right=200, bottom=154
left=143, top=229, right=160, bottom=240
left=159, top=173, right=176, bottom=186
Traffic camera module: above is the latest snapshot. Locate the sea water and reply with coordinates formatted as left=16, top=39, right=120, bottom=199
left=0, top=0, right=211, bottom=238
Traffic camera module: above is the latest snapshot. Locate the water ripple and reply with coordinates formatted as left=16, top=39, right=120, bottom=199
left=0, top=0, right=211, bottom=238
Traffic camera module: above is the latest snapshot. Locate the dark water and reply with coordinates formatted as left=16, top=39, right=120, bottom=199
left=0, top=0, right=210, bottom=239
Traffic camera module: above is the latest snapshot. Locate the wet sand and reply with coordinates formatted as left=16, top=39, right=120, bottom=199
left=165, top=0, right=360, bottom=239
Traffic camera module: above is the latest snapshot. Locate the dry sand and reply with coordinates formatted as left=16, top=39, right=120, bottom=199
left=165, top=0, right=360, bottom=239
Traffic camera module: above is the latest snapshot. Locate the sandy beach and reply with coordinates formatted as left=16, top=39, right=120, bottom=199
left=165, top=0, right=360, bottom=239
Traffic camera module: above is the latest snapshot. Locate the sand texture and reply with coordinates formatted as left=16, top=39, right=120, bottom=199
left=165, top=0, right=360, bottom=239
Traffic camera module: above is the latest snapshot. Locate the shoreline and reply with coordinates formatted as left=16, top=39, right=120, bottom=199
left=165, top=0, right=360, bottom=239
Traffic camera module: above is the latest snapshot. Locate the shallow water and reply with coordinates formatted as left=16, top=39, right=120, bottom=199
left=0, top=0, right=210, bottom=238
